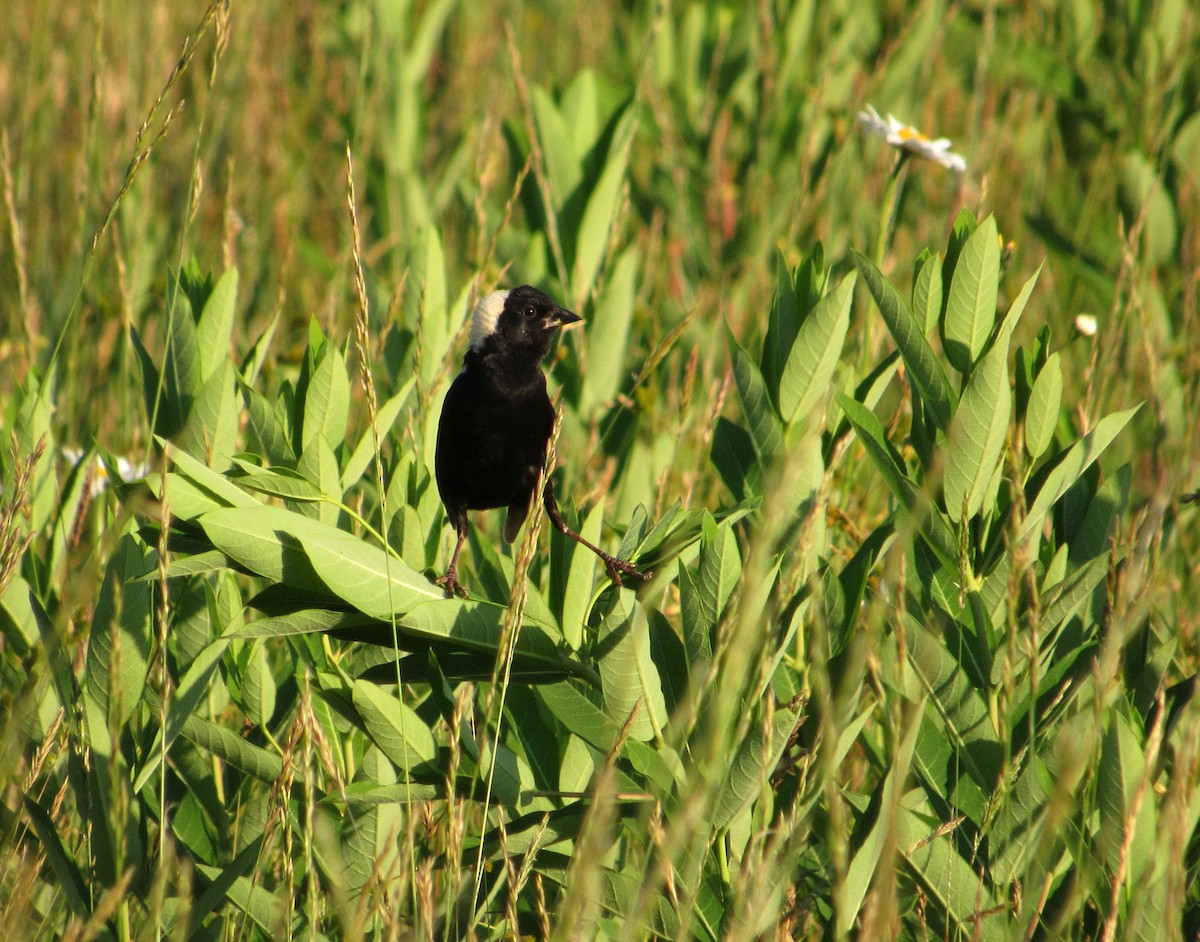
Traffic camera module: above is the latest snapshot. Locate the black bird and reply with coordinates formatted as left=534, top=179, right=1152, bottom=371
left=433, top=284, right=650, bottom=598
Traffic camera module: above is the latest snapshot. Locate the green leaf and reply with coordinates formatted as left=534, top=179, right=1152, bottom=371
left=538, top=682, right=619, bottom=753
left=851, top=251, right=956, bottom=429
left=912, top=250, right=943, bottom=336
left=243, top=384, right=295, bottom=466
left=240, top=640, right=277, bottom=727
left=179, top=712, right=284, bottom=781
left=712, top=703, right=799, bottom=829
left=532, top=86, right=580, bottom=206
left=778, top=273, right=855, bottom=424
left=942, top=215, right=1000, bottom=373
left=134, top=634, right=232, bottom=793
left=1097, top=710, right=1156, bottom=885
left=1024, top=352, right=1062, bottom=461
left=194, top=268, right=238, bottom=384
left=580, top=247, right=638, bottom=412
left=729, top=332, right=782, bottom=459
left=352, top=680, right=437, bottom=771
left=837, top=396, right=956, bottom=566
left=84, top=533, right=154, bottom=755
left=995, top=262, right=1043, bottom=349
left=183, top=357, right=238, bottom=464
left=1017, top=405, right=1140, bottom=545
left=838, top=699, right=922, bottom=935
left=300, top=343, right=351, bottom=454
left=233, top=461, right=323, bottom=502
left=598, top=589, right=666, bottom=742
left=943, top=339, right=1011, bottom=521
left=557, top=502, right=603, bottom=649
left=896, top=793, right=1005, bottom=942
left=572, top=108, right=635, bottom=299
left=162, top=439, right=261, bottom=512
left=23, top=797, right=90, bottom=917
left=340, top=378, right=416, bottom=492
left=198, top=505, right=440, bottom=613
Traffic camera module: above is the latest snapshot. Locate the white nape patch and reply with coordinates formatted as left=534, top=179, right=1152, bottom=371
left=469, top=289, right=510, bottom=351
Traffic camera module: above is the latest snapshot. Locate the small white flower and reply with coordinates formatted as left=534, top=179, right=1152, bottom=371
left=858, top=104, right=967, bottom=172
left=62, top=447, right=151, bottom=498
left=1073, top=314, right=1098, bottom=337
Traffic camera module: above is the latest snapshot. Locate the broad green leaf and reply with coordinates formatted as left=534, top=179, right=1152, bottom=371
left=572, top=108, right=635, bottom=299
left=240, top=640, right=276, bottom=727
left=162, top=439, right=261, bottom=511
left=188, top=836, right=266, bottom=934
left=0, top=576, right=43, bottom=654
left=943, top=215, right=1000, bottom=373
left=194, top=268, right=238, bottom=384
left=995, top=262, right=1043, bottom=349
left=1097, top=711, right=1156, bottom=885
left=903, top=615, right=1001, bottom=808
left=538, top=682, right=619, bottom=753
left=943, top=339, right=1010, bottom=520
left=598, top=589, right=666, bottom=742
left=912, top=250, right=943, bottom=335
left=240, top=309, right=279, bottom=386
left=580, top=247, right=638, bottom=412
left=334, top=782, right=443, bottom=806
left=837, top=396, right=957, bottom=566
left=134, top=634, right=232, bottom=793
left=23, top=797, right=90, bottom=917
left=192, top=864, right=283, bottom=933
left=838, top=699, right=922, bottom=935
left=232, top=462, right=322, bottom=502
left=352, top=680, right=437, bottom=771
left=729, top=333, right=782, bottom=459
left=559, top=734, right=596, bottom=793
left=852, top=251, right=956, bottom=429
left=183, top=357, right=238, bottom=466
left=1024, top=352, right=1062, bottom=461
left=778, top=273, right=855, bottom=424
left=416, top=225, right=450, bottom=388
left=199, top=505, right=440, bottom=613
left=340, top=377, right=416, bottom=492
left=243, top=384, right=295, bottom=466
left=557, top=502, right=603, bottom=649
left=300, top=344, right=350, bottom=454
left=896, top=793, right=1005, bottom=942
left=296, top=434, right=341, bottom=522
left=713, top=703, right=800, bottom=829
left=1017, top=405, right=1140, bottom=545
left=532, top=86, right=580, bottom=206
left=84, top=533, right=154, bottom=755
left=179, top=713, right=283, bottom=781
left=163, top=288, right=203, bottom=431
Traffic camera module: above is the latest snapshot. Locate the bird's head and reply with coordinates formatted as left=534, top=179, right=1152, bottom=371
left=469, top=285, right=581, bottom=363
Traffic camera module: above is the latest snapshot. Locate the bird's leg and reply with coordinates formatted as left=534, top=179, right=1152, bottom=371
left=543, top=482, right=651, bottom=586
left=436, top=514, right=470, bottom=598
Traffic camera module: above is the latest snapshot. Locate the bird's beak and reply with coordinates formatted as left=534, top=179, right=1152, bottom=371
left=551, top=308, right=582, bottom=330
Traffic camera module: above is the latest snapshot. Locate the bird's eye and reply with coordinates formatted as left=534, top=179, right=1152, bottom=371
left=523, top=306, right=537, bottom=318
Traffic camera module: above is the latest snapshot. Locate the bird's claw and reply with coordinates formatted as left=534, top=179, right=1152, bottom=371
left=435, top=571, right=469, bottom=598
left=604, top=556, right=652, bottom=587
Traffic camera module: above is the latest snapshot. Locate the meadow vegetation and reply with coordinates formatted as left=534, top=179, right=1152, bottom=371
left=1, top=1, right=1199, bottom=938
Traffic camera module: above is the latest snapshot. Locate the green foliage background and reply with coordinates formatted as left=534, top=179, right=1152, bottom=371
left=2, top=1, right=1199, bottom=939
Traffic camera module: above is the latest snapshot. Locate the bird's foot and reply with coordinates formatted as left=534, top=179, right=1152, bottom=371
left=602, top=554, right=652, bottom=587
left=435, top=569, right=469, bottom=598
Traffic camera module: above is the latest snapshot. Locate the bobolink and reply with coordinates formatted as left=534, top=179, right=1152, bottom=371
left=434, top=285, right=650, bottom=598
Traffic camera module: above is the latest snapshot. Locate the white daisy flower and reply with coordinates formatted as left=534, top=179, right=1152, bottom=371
left=62, top=447, right=151, bottom=498
left=858, top=104, right=967, bottom=172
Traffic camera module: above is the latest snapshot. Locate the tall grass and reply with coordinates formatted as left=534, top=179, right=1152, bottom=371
left=1, top=1, right=1198, bottom=939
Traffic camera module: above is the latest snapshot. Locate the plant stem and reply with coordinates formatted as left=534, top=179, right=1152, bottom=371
left=874, top=151, right=910, bottom=268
